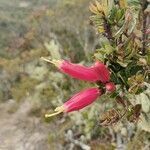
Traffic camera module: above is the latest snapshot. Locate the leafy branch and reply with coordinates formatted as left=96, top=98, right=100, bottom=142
left=141, top=0, right=149, bottom=55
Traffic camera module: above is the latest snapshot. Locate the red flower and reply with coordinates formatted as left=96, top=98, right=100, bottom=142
left=93, top=61, right=110, bottom=83
left=105, top=82, right=116, bottom=92
left=45, top=87, right=102, bottom=117
left=41, top=58, right=101, bottom=82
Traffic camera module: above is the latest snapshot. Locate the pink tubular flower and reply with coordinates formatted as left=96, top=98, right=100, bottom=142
left=41, top=57, right=101, bottom=82
left=105, top=82, right=116, bottom=92
left=45, top=87, right=102, bottom=117
left=93, top=61, right=110, bottom=83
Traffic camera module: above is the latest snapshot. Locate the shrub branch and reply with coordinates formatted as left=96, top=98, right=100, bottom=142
left=141, top=0, right=148, bottom=55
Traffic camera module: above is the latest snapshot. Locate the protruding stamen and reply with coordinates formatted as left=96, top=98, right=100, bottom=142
left=41, top=57, right=53, bottom=63
left=45, top=111, right=62, bottom=118
left=54, top=106, right=65, bottom=112
left=41, top=57, right=61, bottom=67
left=45, top=106, right=65, bottom=118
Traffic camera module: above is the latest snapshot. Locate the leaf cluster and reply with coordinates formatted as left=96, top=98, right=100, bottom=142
left=90, top=0, right=149, bottom=94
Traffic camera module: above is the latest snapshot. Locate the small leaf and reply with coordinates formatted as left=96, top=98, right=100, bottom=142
left=89, top=3, right=99, bottom=14
left=99, top=109, right=120, bottom=126
left=101, top=0, right=109, bottom=16
left=127, top=104, right=141, bottom=123
left=138, top=113, right=150, bottom=132
left=44, top=40, right=61, bottom=60
left=116, top=9, right=125, bottom=22
left=147, top=48, right=150, bottom=65
left=119, top=0, right=128, bottom=8
left=95, top=0, right=103, bottom=12
left=94, top=52, right=105, bottom=62
left=98, top=26, right=105, bottom=33
left=128, top=84, right=139, bottom=94
left=140, top=93, right=150, bottom=113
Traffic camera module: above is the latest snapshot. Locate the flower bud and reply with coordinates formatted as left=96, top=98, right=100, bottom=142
left=105, top=82, right=116, bottom=92
left=93, top=61, right=110, bottom=83
left=45, top=88, right=102, bottom=117
left=41, top=57, right=101, bottom=82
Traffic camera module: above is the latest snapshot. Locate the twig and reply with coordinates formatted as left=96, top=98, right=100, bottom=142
left=103, top=17, right=114, bottom=42
left=141, top=0, right=148, bottom=55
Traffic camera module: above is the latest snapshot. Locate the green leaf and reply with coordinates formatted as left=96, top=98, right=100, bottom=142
left=94, top=52, right=105, bottom=62
left=147, top=48, right=150, bottom=65
left=116, top=9, right=125, bottom=22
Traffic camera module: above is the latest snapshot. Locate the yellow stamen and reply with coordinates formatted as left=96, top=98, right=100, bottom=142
left=45, top=105, right=65, bottom=118
left=45, top=111, right=62, bottom=117
left=54, top=105, right=65, bottom=112
left=41, top=57, right=61, bottom=67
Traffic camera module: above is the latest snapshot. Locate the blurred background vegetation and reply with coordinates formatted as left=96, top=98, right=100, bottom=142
left=0, top=0, right=149, bottom=150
